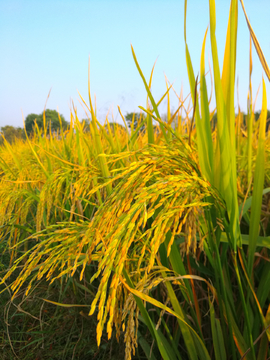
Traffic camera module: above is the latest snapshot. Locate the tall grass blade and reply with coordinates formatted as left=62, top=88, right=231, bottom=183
left=239, top=0, right=270, bottom=81
left=199, top=27, right=214, bottom=185
left=184, top=1, right=212, bottom=183
left=247, top=34, right=253, bottom=185
left=121, top=274, right=211, bottom=360
left=209, top=299, right=227, bottom=360
left=22, top=117, right=50, bottom=179
left=208, top=0, right=240, bottom=250
left=87, top=57, right=112, bottom=195
left=146, top=60, right=157, bottom=145
left=131, top=44, right=168, bottom=142
left=247, top=78, right=267, bottom=275
left=122, top=270, right=172, bottom=360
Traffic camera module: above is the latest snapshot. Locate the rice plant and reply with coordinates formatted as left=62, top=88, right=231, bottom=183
left=1, top=0, right=270, bottom=359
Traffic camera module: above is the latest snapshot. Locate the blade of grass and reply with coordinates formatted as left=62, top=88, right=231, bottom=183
left=122, top=269, right=173, bottom=360
left=247, top=34, right=253, bottom=186
left=87, top=57, right=112, bottom=196
left=199, top=26, right=214, bottom=184
left=146, top=59, right=157, bottom=145
left=220, top=232, right=270, bottom=249
left=247, top=78, right=267, bottom=276
left=239, top=0, right=270, bottom=81
left=22, top=114, right=50, bottom=179
left=208, top=0, right=241, bottom=252
left=131, top=44, right=168, bottom=142
left=121, top=272, right=211, bottom=360
left=184, top=3, right=212, bottom=183
left=209, top=298, right=227, bottom=360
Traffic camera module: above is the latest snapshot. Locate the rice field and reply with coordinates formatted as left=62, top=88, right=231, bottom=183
left=1, top=0, right=270, bottom=359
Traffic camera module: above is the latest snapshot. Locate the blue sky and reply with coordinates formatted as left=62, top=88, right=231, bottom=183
left=1, top=0, right=270, bottom=128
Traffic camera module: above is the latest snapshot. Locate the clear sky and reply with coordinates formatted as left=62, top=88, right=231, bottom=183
left=1, top=0, right=270, bottom=128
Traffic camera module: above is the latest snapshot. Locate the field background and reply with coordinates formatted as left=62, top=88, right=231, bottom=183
left=1, top=1, right=270, bottom=359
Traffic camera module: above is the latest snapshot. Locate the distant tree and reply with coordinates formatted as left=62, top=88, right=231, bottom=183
left=254, top=111, right=260, bottom=122
left=153, top=124, right=161, bottom=135
left=80, top=118, right=91, bottom=132
left=161, top=113, right=181, bottom=130
left=104, top=122, right=126, bottom=134
left=125, top=112, right=146, bottom=132
left=0, top=125, right=25, bottom=145
left=81, top=118, right=90, bottom=125
left=44, top=109, right=68, bottom=132
left=254, top=110, right=270, bottom=131
left=25, top=110, right=68, bottom=135
left=211, top=109, right=270, bottom=132
left=25, top=113, right=43, bottom=134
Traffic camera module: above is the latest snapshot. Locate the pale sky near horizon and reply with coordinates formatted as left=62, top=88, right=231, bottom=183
left=1, top=0, right=270, bottom=128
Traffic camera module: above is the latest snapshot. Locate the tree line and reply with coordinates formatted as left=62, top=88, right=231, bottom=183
left=1, top=109, right=269, bottom=145
left=0, top=110, right=68, bottom=145
left=0, top=110, right=140, bottom=144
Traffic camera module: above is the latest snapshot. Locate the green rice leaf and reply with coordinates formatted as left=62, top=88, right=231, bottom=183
left=239, top=0, right=270, bottom=81
left=131, top=44, right=168, bottom=142
left=210, top=300, right=227, bottom=360
left=247, top=77, right=267, bottom=275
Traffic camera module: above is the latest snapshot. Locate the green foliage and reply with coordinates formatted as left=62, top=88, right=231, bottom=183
left=0, top=125, right=26, bottom=144
left=24, top=113, right=43, bottom=133
left=25, top=109, right=68, bottom=135
left=212, top=110, right=270, bottom=132
left=254, top=110, right=270, bottom=131
left=105, top=122, right=126, bottom=133
left=125, top=112, right=146, bottom=132
left=1, top=0, right=270, bottom=359
left=0, top=248, right=126, bottom=360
